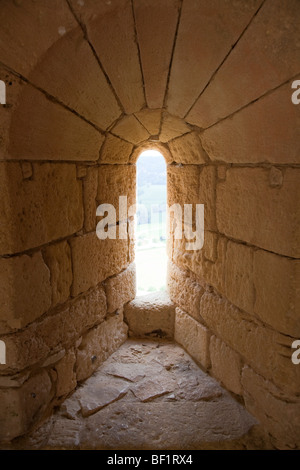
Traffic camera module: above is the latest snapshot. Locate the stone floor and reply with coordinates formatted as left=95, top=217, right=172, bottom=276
left=5, top=339, right=271, bottom=450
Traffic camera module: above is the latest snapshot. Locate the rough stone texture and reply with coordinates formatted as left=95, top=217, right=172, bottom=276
left=134, top=0, right=179, bottom=109
left=242, top=366, right=300, bottom=449
left=8, top=83, right=105, bottom=161
left=124, top=291, right=175, bottom=338
left=82, top=166, right=98, bottom=233
left=71, top=233, right=132, bottom=296
left=210, top=336, right=242, bottom=396
left=0, top=162, right=83, bottom=255
left=168, top=132, right=207, bottom=164
left=174, top=307, right=210, bottom=370
left=43, top=241, right=72, bottom=307
left=30, top=27, right=121, bottom=130
left=199, top=165, right=217, bottom=231
left=97, top=164, right=136, bottom=222
left=167, top=262, right=204, bottom=321
left=112, top=115, right=150, bottom=144
left=253, top=250, right=300, bottom=337
left=134, top=108, right=162, bottom=136
left=76, top=314, right=128, bottom=382
left=167, top=0, right=262, bottom=117
left=216, top=167, right=299, bottom=258
left=186, top=0, right=300, bottom=128
left=6, top=340, right=264, bottom=450
left=224, top=241, right=254, bottom=315
left=55, top=349, right=77, bottom=398
left=167, top=164, right=199, bottom=206
left=159, top=113, right=190, bottom=143
left=200, top=291, right=300, bottom=395
left=0, top=252, right=51, bottom=333
left=200, top=82, right=300, bottom=164
left=105, top=263, right=136, bottom=313
left=100, top=134, right=133, bottom=164
left=0, top=285, right=107, bottom=373
left=0, top=370, right=52, bottom=442
left=69, top=0, right=144, bottom=114
left=0, top=0, right=77, bottom=78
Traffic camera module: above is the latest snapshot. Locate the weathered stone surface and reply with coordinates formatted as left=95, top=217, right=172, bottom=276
left=76, top=314, right=128, bottom=382
left=43, top=241, right=72, bottom=307
left=124, top=291, right=175, bottom=338
left=199, top=165, right=217, bottom=231
left=134, top=0, right=179, bottom=109
left=253, top=250, right=300, bottom=336
left=100, top=134, right=133, bottom=164
left=78, top=377, right=129, bottom=417
left=200, top=82, right=300, bottom=164
left=0, top=370, right=52, bottom=442
left=167, top=262, right=204, bottom=321
left=112, top=115, right=149, bottom=144
left=242, top=366, right=300, bottom=449
left=210, top=336, right=242, bottom=396
left=167, top=164, right=199, bottom=206
left=174, top=308, right=210, bottom=370
left=169, top=132, right=207, bottom=164
left=55, top=349, right=77, bottom=397
left=224, top=241, right=254, bottom=314
left=0, top=0, right=76, bottom=78
left=105, top=263, right=136, bottom=313
left=31, top=28, right=121, bottom=130
left=0, top=162, right=83, bottom=255
left=132, top=378, right=174, bottom=402
left=0, top=285, right=106, bottom=372
left=82, top=166, right=98, bottom=233
left=71, top=233, right=132, bottom=296
left=200, top=291, right=300, bottom=395
left=167, top=0, right=262, bottom=117
left=186, top=0, right=300, bottom=128
left=134, top=109, right=162, bottom=136
left=69, top=0, right=144, bottom=114
left=159, top=113, right=190, bottom=143
left=8, top=83, right=105, bottom=161
left=0, top=252, right=51, bottom=333
left=97, top=164, right=136, bottom=222
left=216, top=167, right=299, bottom=258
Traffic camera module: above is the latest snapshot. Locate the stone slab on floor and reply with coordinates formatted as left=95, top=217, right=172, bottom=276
left=4, top=339, right=270, bottom=450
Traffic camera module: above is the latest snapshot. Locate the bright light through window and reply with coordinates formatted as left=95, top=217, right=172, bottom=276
left=135, top=150, right=167, bottom=296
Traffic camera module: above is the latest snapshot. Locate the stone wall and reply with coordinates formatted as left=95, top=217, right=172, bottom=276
left=0, top=0, right=299, bottom=448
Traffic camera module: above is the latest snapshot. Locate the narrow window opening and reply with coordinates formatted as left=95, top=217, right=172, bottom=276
left=135, top=150, right=167, bottom=296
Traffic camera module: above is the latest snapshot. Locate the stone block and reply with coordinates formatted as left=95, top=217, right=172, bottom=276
left=55, top=349, right=77, bottom=397
left=167, top=262, right=204, bottom=321
left=105, top=263, right=136, bottom=313
left=82, top=166, right=98, bottom=233
left=200, top=82, right=300, bottom=164
left=134, top=0, right=179, bottom=108
left=210, top=335, right=242, bottom=395
left=253, top=250, right=300, bottom=336
left=242, top=366, right=300, bottom=449
left=174, top=307, right=210, bottom=370
left=224, top=241, right=254, bottom=314
left=70, top=0, right=144, bottom=114
left=134, top=109, right=162, bottom=136
left=0, top=252, right=51, bottom=333
left=167, top=0, right=262, bottom=117
left=71, top=233, right=131, bottom=296
left=168, top=132, right=207, bottom=164
left=43, top=241, right=72, bottom=307
left=216, top=167, right=299, bottom=258
left=0, top=162, right=83, bottom=255
left=124, top=291, right=175, bottom=338
left=199, top=165, right=217, bottom=231
left=167, top=164, right=199, bottom=207
left=186, top=0, right=300, bottom=128
left=0, top=370, right=52, bottom=442
left=100, top=134, right=133, bottom=164
left=76, top=314, right=128, bottom=382
left=200, top=291, right=300, bottom=395
left=159, top=113, right=190, bottom=143
left=112, top=115, right=150, bottom=144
